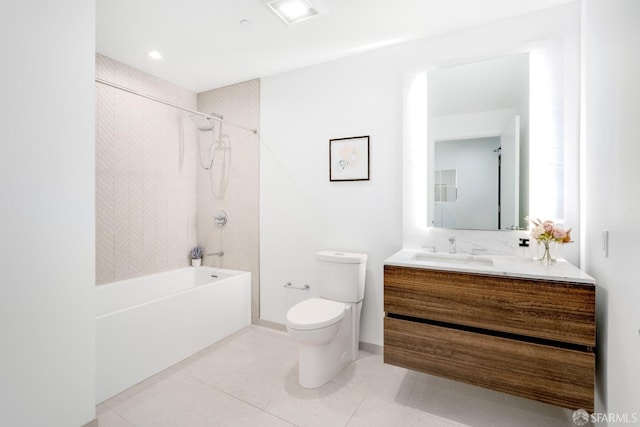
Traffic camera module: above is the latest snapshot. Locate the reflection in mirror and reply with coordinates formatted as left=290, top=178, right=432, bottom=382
left=434, top=136, right=500, bottom=229
left=427, top=53, right=529, bottom=230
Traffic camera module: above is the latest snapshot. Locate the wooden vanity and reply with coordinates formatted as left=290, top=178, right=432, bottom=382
left=383, top=254, right=596, bottom=412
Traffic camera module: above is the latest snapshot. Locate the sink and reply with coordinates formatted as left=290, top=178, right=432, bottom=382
left=413, top=252, right=494, bottom=267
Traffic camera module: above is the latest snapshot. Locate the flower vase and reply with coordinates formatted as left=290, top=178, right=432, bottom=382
left=191, top=258, right=202, bottom=267
left=537, top=241, right=556, bottom=265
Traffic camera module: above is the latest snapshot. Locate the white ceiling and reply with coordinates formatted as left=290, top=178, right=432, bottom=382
left=96, top=0, right=572, bottom=93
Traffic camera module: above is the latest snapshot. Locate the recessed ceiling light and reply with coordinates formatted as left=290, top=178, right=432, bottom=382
left=279, top=1, right=312, bottom=20
left=147, top=50, right=162, bottom=60
left=264, top=0, right=325, bottom=25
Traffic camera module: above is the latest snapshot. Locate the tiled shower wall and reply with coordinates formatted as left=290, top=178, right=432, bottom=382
left=96, top=54, right=198, bottom=285
left=197, top=80, right=260, bottom=320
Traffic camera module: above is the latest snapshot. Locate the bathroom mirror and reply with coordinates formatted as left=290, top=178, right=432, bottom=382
left=427, top=53, right=531, bottom=230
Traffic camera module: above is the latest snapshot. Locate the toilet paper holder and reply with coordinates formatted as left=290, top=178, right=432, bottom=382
left=284, top=282, right=310, bottom=291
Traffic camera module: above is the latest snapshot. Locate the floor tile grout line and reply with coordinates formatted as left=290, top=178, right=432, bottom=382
left=178, top=344, right=262, bottom=385
left=187, top=373, right=298, bottom=426
left=341, top=391, right=368, bottom=427
left=99, top=404, right=141, bottom=427
left=100, top=371, right=189, bottom=415
left=103, top=401, right=143, bottom=427
left=101, top=374, right=194, bottom=423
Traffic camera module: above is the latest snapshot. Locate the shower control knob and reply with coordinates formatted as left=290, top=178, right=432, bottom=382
left=214, top=210, right=227, bottom=228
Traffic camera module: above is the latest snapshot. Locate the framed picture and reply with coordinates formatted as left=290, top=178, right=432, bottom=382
left=329, top=136, right=370, bottom=181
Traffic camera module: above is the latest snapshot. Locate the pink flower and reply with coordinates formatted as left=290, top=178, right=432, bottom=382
left=528, top=218, right=573, bottom=245
left=552, top=227, right=567, bottom=239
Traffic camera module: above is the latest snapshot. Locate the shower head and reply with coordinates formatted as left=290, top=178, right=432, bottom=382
left=189, top=114, right=214, bottom=131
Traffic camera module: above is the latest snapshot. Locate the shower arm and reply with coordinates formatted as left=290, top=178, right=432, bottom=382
left=95, top=78, right=258, bottom=135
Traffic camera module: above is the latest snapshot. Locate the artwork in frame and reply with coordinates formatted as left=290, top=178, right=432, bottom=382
left=329, top=136, right=370, bottom=181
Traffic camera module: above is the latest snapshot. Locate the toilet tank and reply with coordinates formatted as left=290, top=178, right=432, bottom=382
left=315, top=251, right=367, bottom=303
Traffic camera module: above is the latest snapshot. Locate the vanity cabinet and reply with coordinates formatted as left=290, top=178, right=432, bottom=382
left=383, top=264, right=595, bottom=412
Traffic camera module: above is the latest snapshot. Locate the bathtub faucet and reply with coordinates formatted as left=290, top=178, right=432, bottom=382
left=205, top=251, right=224, bottom=258
left=448, top=237, right=456, bottom=254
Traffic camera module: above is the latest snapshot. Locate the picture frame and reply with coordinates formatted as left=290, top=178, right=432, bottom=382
left=329, top=135, right=370, bottom=181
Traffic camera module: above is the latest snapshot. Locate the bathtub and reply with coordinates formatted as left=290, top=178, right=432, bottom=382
left=95, top=266, right=251, bottom=402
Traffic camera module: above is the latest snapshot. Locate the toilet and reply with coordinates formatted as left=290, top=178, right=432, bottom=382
left=286, top=250, right=367, bottom=388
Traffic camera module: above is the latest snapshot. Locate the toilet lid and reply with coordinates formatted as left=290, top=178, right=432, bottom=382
left=286, top=298, right=345, bottom=331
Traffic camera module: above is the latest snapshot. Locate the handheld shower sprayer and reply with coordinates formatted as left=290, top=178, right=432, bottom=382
left=190, top=113, right=223, bottom=171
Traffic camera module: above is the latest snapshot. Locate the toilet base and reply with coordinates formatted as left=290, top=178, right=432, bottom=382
left=289, top=301, right=363, bottom=389
left=298, top=323, right=354, bottom=388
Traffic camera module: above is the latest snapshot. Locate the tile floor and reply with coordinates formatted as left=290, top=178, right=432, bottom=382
left=97, top=325, right=585, bottom=427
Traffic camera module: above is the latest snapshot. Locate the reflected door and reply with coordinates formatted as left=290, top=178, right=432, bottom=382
left=434, top=137, right=500, bottom=229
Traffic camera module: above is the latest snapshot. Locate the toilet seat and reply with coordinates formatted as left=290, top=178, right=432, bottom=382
left=286, top=298, right=345, bottom=331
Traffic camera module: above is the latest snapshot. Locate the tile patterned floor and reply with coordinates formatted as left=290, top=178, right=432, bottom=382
left=97, top=325, right=583, bottom=427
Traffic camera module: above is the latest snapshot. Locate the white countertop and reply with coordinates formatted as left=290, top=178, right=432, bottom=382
left=384, top=249, right=596, bottom=285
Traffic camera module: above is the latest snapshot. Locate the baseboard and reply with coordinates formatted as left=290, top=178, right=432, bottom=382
left=253, top=318, right=287, bottom=332
left=82, top=418, right=99, bottom=427
left=359, top=341, right=383, bottom=355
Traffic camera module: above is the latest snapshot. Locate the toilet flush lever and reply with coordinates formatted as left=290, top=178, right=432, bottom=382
left=284, top=282, right=310, bottom=291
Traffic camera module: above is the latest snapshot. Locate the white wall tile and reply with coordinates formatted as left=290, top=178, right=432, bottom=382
left=197, top=79, right=260, bottom=320
left=95, top=54, right=198, bottom=284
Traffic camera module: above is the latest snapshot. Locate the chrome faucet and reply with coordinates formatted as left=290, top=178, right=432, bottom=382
left=448, top=237, right=456, bottom=254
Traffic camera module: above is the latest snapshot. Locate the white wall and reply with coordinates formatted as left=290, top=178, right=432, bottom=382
left=581, top=0, right=640, bottom=418
left=261, top=3, right=580, bottom=346
left=260, top=55, right=403, bottom=345
left=0, top=1, right=96, bottom=426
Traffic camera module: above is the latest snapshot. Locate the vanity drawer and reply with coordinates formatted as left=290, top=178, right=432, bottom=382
left=384, top=317, right=595, bottom=411
left=384, top=265, right=595, bottom=347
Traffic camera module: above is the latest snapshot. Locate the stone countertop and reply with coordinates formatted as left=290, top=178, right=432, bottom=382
left=384, top=249, right=596, bottom=285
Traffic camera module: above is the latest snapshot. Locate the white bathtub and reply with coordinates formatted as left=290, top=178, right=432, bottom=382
left=95, top=266, right=251, bottom=402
